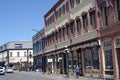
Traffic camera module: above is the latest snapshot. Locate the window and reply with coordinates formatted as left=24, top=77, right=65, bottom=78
left=66, top=1, right=69, bottom=12
left=93, top=51, right=99, bottom=69
left=50, top=35, right=52, bottom=45
left=62, top=5, right=66, bottom=15
left=115, top=0, right=120, bottom=21
left=55, top=11, right=58, bottom=20
left=66, top=24, right=69, bottom=37
left=70, top=0, right=75, bottom=8
left=24, top=52, right=26, bottom=57
left=17, top=52, right=20, bottom=57
left=59, top=8, right=62, bottom=17
left=84, top=47, right=99, bottom=70
left=76, top=0, right=80, bottom=5
left=52, top=14, right=54, bottom=23
left=52, top=34, right=55, bottom=44
left=82, top=14, right=88, bottom=32
left=116, top=37, right=120, bottom=45
left=101, top=3, right=108, bottom=26
left=103, top=40, right=112, bottom=47
left=10, top=52, right=12, bottom=57
left=84, top=49, right=91, bottom=70
left=59, top=30, right=62, bottom=42
left=55, top=32, right=58, bottom=43
left=15, top=44, right=22, bottom=49
left=63, top=28, right=65, bottom=40
left=104, top=49, right=113, bottom=69
left=76, top=19, right=81, bottom=34
left=70, top=21, right=75, bottom=37
left=90, top=10, right=96, bottom=29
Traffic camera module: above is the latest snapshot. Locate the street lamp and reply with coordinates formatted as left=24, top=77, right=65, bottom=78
left=64, top=46, right=69, bottom=78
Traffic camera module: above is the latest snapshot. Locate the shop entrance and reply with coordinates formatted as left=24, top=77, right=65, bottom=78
left=59, top=53, right=66, bottom=74
left=116, top=48, right=120, bottom=77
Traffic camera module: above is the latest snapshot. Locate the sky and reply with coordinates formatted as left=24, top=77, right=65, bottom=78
left=0, top=0, right=58, bottom=45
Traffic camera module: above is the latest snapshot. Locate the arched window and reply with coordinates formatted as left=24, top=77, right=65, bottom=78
left=101, top=2, right=108, bottom=26
left=115, top=0, right=120, bottom=21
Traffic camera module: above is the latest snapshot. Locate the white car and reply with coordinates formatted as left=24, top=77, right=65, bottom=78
left=6, top=67, right=14, bottom=73
left=0, top=66, right=5, bottom=75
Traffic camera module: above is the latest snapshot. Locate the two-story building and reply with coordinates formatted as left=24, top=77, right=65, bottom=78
left=0, top=41, right=33, bottom=71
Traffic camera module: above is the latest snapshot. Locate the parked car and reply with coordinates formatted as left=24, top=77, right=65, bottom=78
left=5, top=67, right=14, bottom=73
left=0, top=66, right=5, bottom=75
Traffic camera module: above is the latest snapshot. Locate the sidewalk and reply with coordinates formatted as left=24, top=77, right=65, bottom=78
left=39, top=72, right=104, bottom=80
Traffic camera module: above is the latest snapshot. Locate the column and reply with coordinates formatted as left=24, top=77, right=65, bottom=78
left=112, top=37, right=119, bottom=79
left=98, top=39, right=105, bottom=78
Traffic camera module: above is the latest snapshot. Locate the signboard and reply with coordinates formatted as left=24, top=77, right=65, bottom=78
left=48, top=58, right=53, bottom=62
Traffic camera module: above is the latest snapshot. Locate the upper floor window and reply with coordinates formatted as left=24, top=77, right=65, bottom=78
left=62, top=27, right=65, bottom=40
left=10, top=52, right=12, bottom=57
left=66, top=24, right=69, bottom=37
left=101, top=3, right=108, bottom=26
left=17, top=52, right=20, bottom=57
left=55, top=10, right=59, bottom=20
left=66, top=1, right=69, bottom=12
left=62, top=5, right=66, bottom=15
left=76, top=19, right=81, bottom=34
left=76, top=0, right=80, bottom=5
left=24, top=52, right=26, bottom=57
left=90, top=10, right=96, bottom=29
left=59, top=29, right=62, bottom=42
left=15, top=44, right=22, bottom=49
left=70, top=0, right=75, bottom=8
left=70, top=21, right=75, bottom=36
left=55, top=32, right=58, bottom=43
left=59, top=8, right=62, bottom=17
left=115, top=0, right=120, bottom=21
left=82, top=13, right=88, bottom=32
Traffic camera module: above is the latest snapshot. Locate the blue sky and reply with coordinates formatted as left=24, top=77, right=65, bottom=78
left=0, top=0, right=58, bottom=45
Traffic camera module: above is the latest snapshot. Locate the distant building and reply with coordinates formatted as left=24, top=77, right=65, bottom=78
left=32, top=28, right=46, bottom=72
left=0, top=41, right=33, bottom=71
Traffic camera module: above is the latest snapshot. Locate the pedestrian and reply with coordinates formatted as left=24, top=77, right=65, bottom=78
left=75, top=65, right=80, bottom=78
left=48, top=64, right=51, bottom=75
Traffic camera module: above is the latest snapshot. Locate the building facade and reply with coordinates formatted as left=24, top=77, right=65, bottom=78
left=33, top=0, right=120, bottom=79
left=44, top=0, right=100, bottom=77
left=32, top=28, right=46, bottom=72
left=97, top=0, right=120, bottom=79
left=0, top=41, right=33, bottom=71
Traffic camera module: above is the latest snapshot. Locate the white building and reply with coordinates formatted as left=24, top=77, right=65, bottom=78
left=0, top=41, right=33, bottom=71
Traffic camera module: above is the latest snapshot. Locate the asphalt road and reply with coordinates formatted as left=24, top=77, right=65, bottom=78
left=0, top=71, right=56, bottom=80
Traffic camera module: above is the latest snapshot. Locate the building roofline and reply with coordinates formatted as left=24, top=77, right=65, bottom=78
left=44, top=0, right=64, bottom=18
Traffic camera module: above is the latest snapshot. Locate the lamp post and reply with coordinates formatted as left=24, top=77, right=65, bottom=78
left=64, top=46, right=69, bottom=78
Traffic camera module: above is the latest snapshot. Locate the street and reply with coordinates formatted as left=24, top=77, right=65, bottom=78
left=0, top=71, right=105, bottom=80
left=0, top=71, right=56, bottom=80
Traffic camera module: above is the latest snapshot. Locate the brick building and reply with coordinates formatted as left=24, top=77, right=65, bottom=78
left=33, top=0, right=120, bottom=79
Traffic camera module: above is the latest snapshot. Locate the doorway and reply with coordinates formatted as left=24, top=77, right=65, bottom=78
left=59, top=53, right=66, bottom=74
left=77, top=48, right=83, bottom=76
